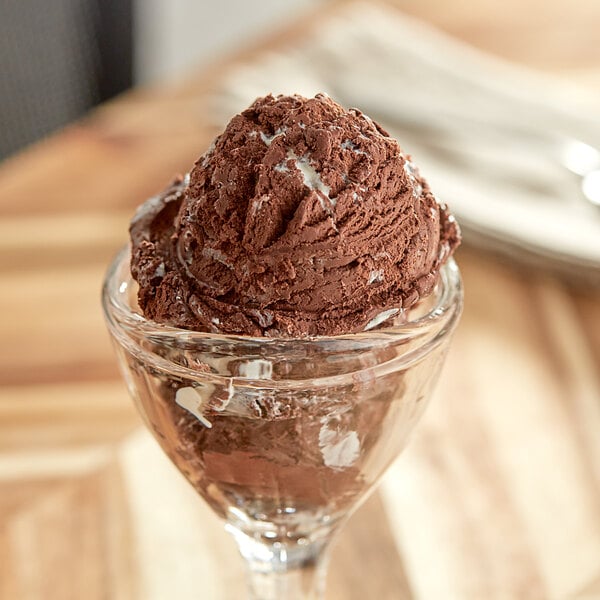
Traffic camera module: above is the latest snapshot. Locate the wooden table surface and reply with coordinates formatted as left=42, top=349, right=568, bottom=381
left=1, top=1, right=600, bottom=598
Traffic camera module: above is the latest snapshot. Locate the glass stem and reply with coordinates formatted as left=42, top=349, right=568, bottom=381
left=226, top=525, right=331, bottom=600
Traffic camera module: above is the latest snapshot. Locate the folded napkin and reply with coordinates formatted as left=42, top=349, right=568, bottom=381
left=210, top=2, right=600, bottom=285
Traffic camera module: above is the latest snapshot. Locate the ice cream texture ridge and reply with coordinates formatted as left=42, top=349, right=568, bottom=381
left=130, top=93, right=460, bottom=336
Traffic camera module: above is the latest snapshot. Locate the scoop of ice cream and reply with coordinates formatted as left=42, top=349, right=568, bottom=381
left=130, top=93, right=460, bottom=336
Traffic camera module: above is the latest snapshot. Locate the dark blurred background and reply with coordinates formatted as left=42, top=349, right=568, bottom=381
left=0, top=0, right=132, bottom=159
left=0, top=0, right=319, bottom=161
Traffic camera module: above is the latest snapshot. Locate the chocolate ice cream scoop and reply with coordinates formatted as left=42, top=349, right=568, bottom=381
left=130, top=93, right=460, bottom=336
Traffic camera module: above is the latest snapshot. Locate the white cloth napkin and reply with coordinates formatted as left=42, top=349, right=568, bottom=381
left=209, top=2, right=600, bottom=285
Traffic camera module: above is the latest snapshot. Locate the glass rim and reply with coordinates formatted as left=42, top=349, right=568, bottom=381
left=102, top=245, right=462, bottom=345
left=102, top=246, right=462, bottom=386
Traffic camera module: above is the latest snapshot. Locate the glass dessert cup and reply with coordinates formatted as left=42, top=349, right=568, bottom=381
left=102, top=248, right=462, bottom=600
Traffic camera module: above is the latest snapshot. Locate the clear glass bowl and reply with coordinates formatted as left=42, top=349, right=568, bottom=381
left=102, top=247, right=463, bottom=599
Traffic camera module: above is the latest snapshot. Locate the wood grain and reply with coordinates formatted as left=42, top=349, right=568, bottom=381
left=1, top=1, right=599, bottom=598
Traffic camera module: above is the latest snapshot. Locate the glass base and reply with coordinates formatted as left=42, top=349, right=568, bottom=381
left=227, top=525, right=331, bottom=600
